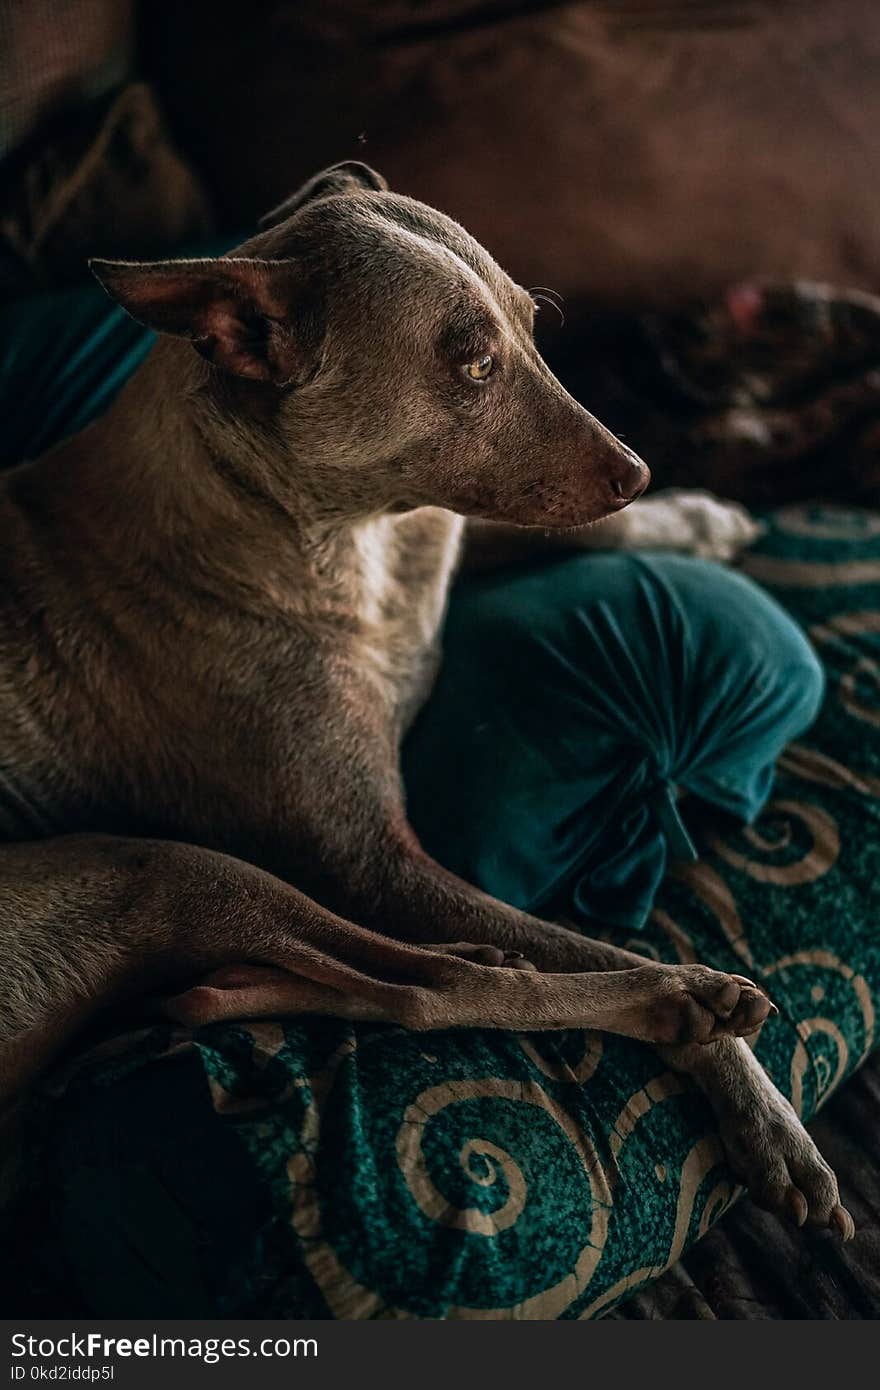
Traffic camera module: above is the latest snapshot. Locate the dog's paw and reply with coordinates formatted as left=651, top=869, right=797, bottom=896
left=642, top=964, right=775, bottom=1045
left=718, top=1092, right=855, bottom=1238
left=626, top=490, right=762, bottom=561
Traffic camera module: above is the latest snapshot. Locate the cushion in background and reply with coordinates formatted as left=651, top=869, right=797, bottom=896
left=0, top=0, right=134, bottom=162
left=0, top=83, right=214, bottom=301
left=143, top=0, right=880, bottom=308
left=546, top=281, right=880, bottom=509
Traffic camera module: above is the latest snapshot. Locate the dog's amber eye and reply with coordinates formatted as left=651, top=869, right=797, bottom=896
left=466, top=354, right=494, bottom=381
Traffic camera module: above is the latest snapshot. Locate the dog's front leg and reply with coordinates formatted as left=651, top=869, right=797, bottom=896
left=661, top=1035, right=854, bottom=1239
left=0, top=834, right=589, bottom=1103
left=403, top=847, right=853, bottom=1236
left=309, top=830, right=850, bottom=1235
left=0, top=834, right=772, bottom=1110
left=303, top=835, right=772, bottom=1046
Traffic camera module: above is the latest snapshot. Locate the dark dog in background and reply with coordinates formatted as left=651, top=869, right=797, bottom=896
left=0, top=162, right=851, bottom=1237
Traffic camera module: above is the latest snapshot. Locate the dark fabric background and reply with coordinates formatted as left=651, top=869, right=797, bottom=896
left=143, top=1, right=880, bottom=307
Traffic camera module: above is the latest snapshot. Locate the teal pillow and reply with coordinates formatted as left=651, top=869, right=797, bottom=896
left=404, top=550, right=823, bottom=932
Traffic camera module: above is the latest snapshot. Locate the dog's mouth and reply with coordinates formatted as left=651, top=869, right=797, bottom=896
left=425, top=441, right=650, bottom=529
left=471, top=481, right=650, bottom=530
left=551, top=465, right=651, bottom=527
left=605, top=482, right=649, bottom=513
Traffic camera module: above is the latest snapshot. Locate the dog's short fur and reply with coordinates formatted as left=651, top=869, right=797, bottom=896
left=0, top=163, right=851, bottom=1237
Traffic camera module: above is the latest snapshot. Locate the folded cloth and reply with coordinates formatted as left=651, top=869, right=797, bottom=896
left=404, top=551, right=823, bottom=931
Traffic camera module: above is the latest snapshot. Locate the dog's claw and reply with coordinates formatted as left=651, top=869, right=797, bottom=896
left=786, top=1188, right=808, bottom=1227
left=830, top=1205, right=856, bottom=1241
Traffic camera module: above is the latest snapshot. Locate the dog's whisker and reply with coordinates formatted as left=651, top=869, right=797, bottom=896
left=532, top=292, right=566, bottom=327
left=529, top=285, right=564, bottom=305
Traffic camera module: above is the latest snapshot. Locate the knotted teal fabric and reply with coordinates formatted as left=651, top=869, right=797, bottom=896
left=404, top=552, right=823, bottom=930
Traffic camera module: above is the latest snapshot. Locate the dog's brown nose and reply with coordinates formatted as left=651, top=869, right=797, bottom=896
left=609, top=446, right=650, bottom=504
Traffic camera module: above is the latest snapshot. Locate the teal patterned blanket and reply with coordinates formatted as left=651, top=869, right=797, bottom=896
left=19, top=504, right=879, bottom=1319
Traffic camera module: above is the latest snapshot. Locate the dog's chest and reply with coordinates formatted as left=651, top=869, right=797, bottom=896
left=348, top=509, right=464, bottom=720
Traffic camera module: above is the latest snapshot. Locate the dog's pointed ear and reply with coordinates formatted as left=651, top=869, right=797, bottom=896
left=90, top=256, right=303, bottom=385
left=259, top=161, right=388, bottom=231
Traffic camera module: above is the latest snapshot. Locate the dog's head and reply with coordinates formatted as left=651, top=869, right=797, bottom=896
left=92, top=162, right=648, bottom=527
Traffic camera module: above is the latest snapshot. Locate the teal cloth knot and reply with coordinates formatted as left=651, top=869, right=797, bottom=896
left=404, top=551, right=824, bottom=933
left=648, top=782, right=698, bottom=864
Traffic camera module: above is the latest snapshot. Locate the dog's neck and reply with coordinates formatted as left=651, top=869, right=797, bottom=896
left=41, top=341, right=451, bottom=623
